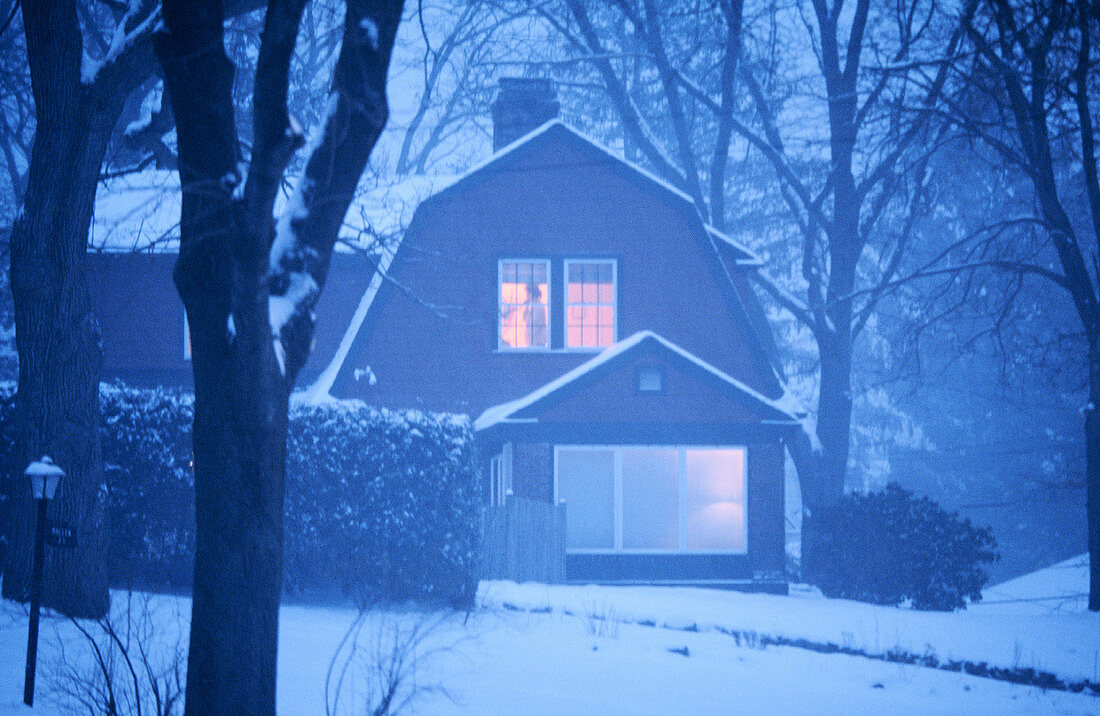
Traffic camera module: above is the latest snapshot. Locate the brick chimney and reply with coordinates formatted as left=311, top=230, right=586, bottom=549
left=491, top=77, right=560, bottom=151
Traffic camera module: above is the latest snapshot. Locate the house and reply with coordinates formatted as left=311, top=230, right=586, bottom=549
left=87, top=250, right=377, bottom=389
left=313, top=78, right=801, bottom=591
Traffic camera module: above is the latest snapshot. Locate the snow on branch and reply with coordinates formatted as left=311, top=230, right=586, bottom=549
left=748, top=268, right=815, bottom=329
left=82, top=0, right=161, bottom=85
left=267, top=1, right=403, bottom=376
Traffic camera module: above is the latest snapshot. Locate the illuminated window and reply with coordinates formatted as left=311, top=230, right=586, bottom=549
left=555, top=445, right=746, bottom=553
left=565, top=260, right=615, bottom=348
left=499, top=260, right=549, bottom=349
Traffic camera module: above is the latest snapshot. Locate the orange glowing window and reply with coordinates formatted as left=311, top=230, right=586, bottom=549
left=499, top=260, right=549, bottom=349
left=566, top=260, right=615, bottom=348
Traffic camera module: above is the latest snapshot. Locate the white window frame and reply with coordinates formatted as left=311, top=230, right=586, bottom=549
left=489, top=443, right=514, bottom=507
left=553, top=444, right=748, bottom=555
left=183, top=312, right=192, bottom=361
left=498, top=259, right=552, bottom=351
left=563, top=259, right=617, bottom=351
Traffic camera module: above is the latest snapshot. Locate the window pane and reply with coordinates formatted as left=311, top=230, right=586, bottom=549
left=566, top=260, right=615, bottom=348
left=557, top=449, right=615, bottom=550
left=622, top=448, right=679, bottom=549
left=685, top=449, right=745, bottom=551
left=500, top=261, right=549, bottom=348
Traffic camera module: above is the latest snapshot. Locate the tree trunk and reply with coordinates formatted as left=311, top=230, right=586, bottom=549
left=157, top=0, right=404, bottom=709
left=0, top=0, right=129, bottom=619
left=1089, top=340, right=1100, bottom=611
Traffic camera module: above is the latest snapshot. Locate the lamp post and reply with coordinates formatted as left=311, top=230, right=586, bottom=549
left=23, top=455, right=63, bottom=707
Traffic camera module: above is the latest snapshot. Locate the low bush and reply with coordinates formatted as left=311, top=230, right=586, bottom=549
left=808, top=483, right=998, bottom=611
left=3, top=383, right=480, bottom=608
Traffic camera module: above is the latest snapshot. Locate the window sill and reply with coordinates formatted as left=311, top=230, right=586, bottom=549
left=493, top=347, right=611, bottom=355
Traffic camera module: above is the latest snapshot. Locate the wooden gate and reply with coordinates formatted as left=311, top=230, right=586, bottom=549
left=481, top=495, right=566, bottom=584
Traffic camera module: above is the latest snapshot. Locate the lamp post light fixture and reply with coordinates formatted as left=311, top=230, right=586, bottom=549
left=23, top=455, right=64, bottom=707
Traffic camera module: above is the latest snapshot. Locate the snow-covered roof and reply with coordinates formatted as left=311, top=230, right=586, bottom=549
left=298, top=237, right=402, bottom=403
left=474, top=330, right=802, bottom=431
left=89, top=169, right=445, bottom=253
left=706, top=225, right=762, bottom=266
left=423, top=120, right=708, bottom=222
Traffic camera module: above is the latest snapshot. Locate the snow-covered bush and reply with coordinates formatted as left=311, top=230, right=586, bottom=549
left=0, top=383, right=480, bottom=607
left=102, top=384, right=196, bottom=592
left=809, top=483, right=998, bottom=611
left=284, top=401, right=480, bottom=608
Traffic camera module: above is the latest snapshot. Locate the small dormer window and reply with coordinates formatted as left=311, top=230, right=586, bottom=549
left=499, top=260, right=549, bottom=349
left=565, top=259, right=616, bottom=349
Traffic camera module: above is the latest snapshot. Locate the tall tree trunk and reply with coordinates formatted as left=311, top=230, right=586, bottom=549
left=1, top=0, right=128, bottom=619
left=157, top=0, right=404, bottom=709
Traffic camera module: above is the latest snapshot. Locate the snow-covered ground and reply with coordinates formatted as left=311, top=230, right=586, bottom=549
left=0, top=558, right=1096, bottom=714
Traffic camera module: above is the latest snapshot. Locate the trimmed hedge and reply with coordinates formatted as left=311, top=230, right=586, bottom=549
left=284, top=401, right=480, bottom=607
left=810, top=483, right=998, bottom=611
left=3, top=383, right=480, bottom=608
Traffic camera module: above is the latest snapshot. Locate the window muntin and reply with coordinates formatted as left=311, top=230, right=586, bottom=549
left=555, top=445, right=747, bottom=554
left=499, top=260, right=550, bottom=349
left=565, top=260, right=615, bottom=348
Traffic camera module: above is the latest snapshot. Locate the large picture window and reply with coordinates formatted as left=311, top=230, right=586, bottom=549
left=565, top=260, right=615, bottom=348
left=555, top=445, right=746, bottom=553
left=499, top=260, right=549, bottom=349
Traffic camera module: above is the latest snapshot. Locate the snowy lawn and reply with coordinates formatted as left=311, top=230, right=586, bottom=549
left=0, top=562, right=1096, bottom=715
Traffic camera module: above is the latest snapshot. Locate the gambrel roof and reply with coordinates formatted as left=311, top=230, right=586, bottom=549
left=304, top=120, right=786, bottom=403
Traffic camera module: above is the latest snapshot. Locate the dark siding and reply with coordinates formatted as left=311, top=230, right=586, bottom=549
left=512, top=442, right=553, bottom=503
left=88, top=251, right=373, bottom=387
left=748, top=441, right=787, bottom=577
left=88, top=253, right=190, bottom=386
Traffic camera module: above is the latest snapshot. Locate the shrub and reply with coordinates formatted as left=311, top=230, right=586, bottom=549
left=809, top=483, right=998, bottom=611
left=284, top=401, right=481, bottom=608
left=102, top=384, right=196, bottom=592
left=1, top=383, right=480, bottom=608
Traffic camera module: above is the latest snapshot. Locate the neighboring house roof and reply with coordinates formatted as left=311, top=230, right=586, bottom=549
left=89, top=169, right=440, bottom=253
left=299, top=239, right=400, bottom=402
left=312, top=120, right=788, bottom=402
left=474, top=331, right=802, bottom=432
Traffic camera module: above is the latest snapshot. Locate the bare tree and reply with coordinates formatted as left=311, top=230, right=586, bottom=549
left=949, top=0, right=1100, bottom=609
left=3, top=0, right=161, bottom=619
left=519, top=0, right=974, bottom=569
left=154, top=0, right=404, bottom=710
